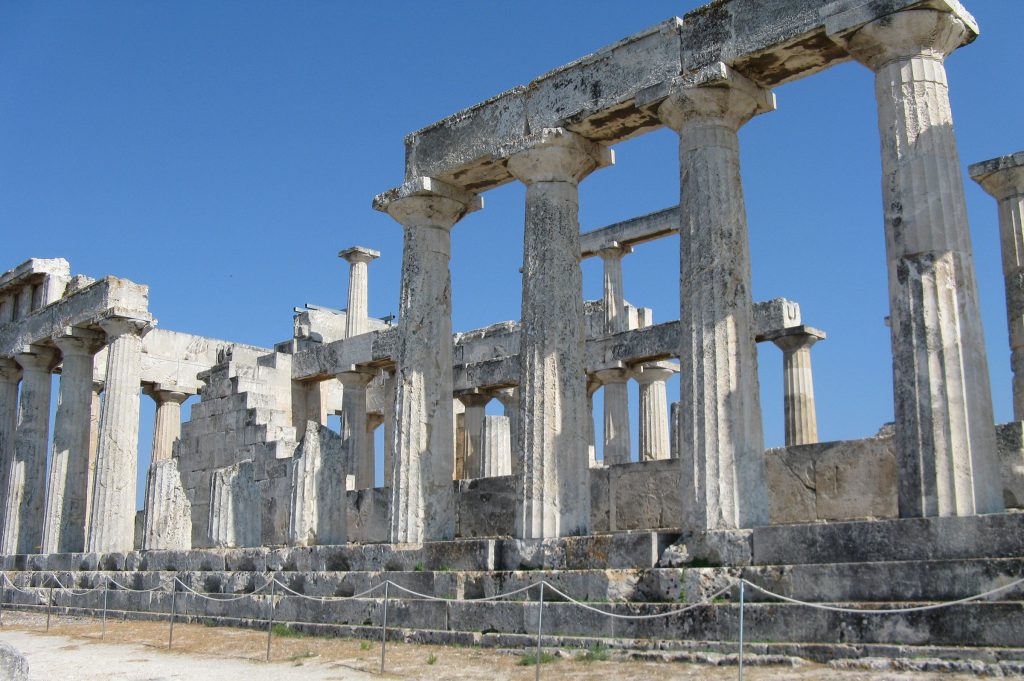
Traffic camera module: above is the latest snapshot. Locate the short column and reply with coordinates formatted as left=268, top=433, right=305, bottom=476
left=373, top=177, right=480, bottom=542
left=634, top=361, right=678, bottom=461
left=764, top=326, right=826, bottom=446
left=970, top=152, right=1024, bottom=420
left=492, top=387, right=521, bottom=476
left=42, top=332, right=103, bottom=554
left=149, top=388, right=189, bottom=463
left=481, top=415, right=512, bottom=477
left=655, top=64, right=774, bottom=530
left=337, top=369, right=376, bottom=490
left=598, top=243, right=632, bottom=334
left=0, top=359, right=20, bottom=533
left=87, top=316, right=152, bottom=554
left=593, top=366, right=631, bottom=466
left=842, top=7, right=1002, bottom=516
left=456, top=392, right=489, bottom=479
left=507, top=128, right=613, bottom=538
left=2, top=347, right=58, bottom=554
left=339, top=246, right=381, bottom=338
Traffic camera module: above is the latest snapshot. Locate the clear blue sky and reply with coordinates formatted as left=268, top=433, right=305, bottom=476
left=1, top=2, right=1021, bottom=507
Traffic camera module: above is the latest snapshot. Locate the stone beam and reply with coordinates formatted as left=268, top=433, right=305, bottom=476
left=139, top=329, right=272, bottom=393
left=290, top=327, right=397, bottom=381
left=580, top=207, right=678, bottom=259
left=402, top=0, right=970, bottom=195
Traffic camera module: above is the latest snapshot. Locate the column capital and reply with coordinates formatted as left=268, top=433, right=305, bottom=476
left=970, top=152, right=1024, bottom=202
left=53, top=328, right=105, bottom=358
left=843, top=8, right=973, bottom=71
left=335, top=367, right=376, bottom=386
left=98, top=315, right=154, bottom=341
left=339, top=245, right=381, bottom=265
left=144, top=385, right=191, bottom=406
left=640, top=63, right=775, bottom=133
left=597, top=241, right=633, bottom=261
left=632, top=361, right=679, bottom=384
left=0, top=358, right=20, bottom=383
left=592, top=365, right=630, bottom=385
left=373, top=177, right=482, bottom=230
left=13, top=346, right=59, bottom=372
left=506, top=128, right=614, bottom=186
left=455, top=390, right=490, bottom=408
left=764, top=325, right=827, bottom=353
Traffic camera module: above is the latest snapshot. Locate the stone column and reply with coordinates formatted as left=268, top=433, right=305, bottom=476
left=482, top=415, right=512, bottom=477
left=594, top=366, right=631, bottom=465
left=373, top=177, right=481, bottom=542
left=655, top=64, right=773, bottom=530
left=149, top=388, right=189, bottom=463
left=970, top=152, right=1024, bottom=420
left=493, top=387, right=521, bottom=476
left=764, top=327, right=826, bottom=446
left=2, top=347, right=57, bottom=554
left=507, top=128, right=612, bottom=538
left=87, top=316, right=151, bottom=554
left=456, top=392, right=489, bottom=479
left=41, top=333, right=102, bottom=554
left=366, top=412, right=384, bottom=487
left=586, top=377, right=600, bottom=468
left=383, top=368, right=396, bottom=488
left=337, top=369, right=375, bottom=490
left=635, top=361, right=677, bottom=461
left=670, top=401, right=681, bottom=460
left=598, top=243, right=632, bottom=335
left=84, top=381, right=102, bottom=533
left=843, top=7, right=1002, bottom=516
left=0, top=360, right=20, bottom=534
left=339, top=246, right=380, bottom=339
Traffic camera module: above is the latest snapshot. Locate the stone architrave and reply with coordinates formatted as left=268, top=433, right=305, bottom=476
left=635, top=361, right=677, bottom=461
left=41, top=332, right=103, bottom=554
left=507, top=127, right=612, bottom=538
left=0, top=360, right=20, bottom=534
left=141, top=458, right=191, bottom=551
left=842, top=7, right=1003, bottom=516
left=598, top=243, right=632, bottom=335
left=594, top=366, right=631, bottom=466
left=209, top=459, right=260, bottom=548
left=337, top=369, right=375, bottom=489
left=482, top=415, right=512, bottom=477
left=339, top=246, right=380, bottom=339
left=764, top=326, right=826, bottom=447
left=1, top=347, right=57, bottom=555
left=289, top=421, right=347, bottom=546
left=87, top=316, right=152, bottom=554
left=456, top=392, right=489, bottom=479
left=373, top=177, right=481, bottom=543
left=970, top=152, right=1024, bottom=420
left=655, top=64, right=773, bottom=530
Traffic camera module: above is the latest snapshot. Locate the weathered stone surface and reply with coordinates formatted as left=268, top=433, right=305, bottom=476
left=338, top=246, right=380, bottom=339
left=635, top=361, right=676, bottom=461
left=994, top=421, right=1024, bottom=508
left=209, top=459, right=260, bottom=548
left=289, top=421, right=347, bottom=546
left=141, top=458, right=191, bottom=551
left=0, top=642, right=28, bottom=681
left=481, top=414, right=511, bottom=478
left=0, top=360, right=18, bottom=536
left=764, top=326, right=825, bottom=446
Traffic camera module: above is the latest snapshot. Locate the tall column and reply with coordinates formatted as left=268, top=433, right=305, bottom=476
left=456, top=392, right=489, bottom=479
left=765, top=327, right=826, bottom=446
left=598, top=243, right=632, bottom=335
left=507, top=128, right=612, bottom=538
left=84, top=381, right=102, bottom=533
left=655, top=64, right=773, bottom=530
left=493, top=387, right=521, bottom=476
left=635, top=361, right=677, bottom=461
left=87, top=316, right=151, bottom=553
left=2, top=347, right=57, bottom=554
left=383, top=368, right=396, bottom=488
left=42, top=333, right=102, bottom=554
left=149, top=388, right=189, bottom=463
left=337, top=369, right=375, bottom=490
left=970, top=152, right=1024, bottom=420
left=842, top=7, right=1002, bottom=516
left=373, top=177, right=481, bottom=542
left=339, top=246, right=381, bottom=339
left=0, top=360, right=20, bottom=534
left=594, top=366, right=631, bottom=465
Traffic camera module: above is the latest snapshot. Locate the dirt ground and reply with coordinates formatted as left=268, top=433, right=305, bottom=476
left=0, top=611, right=999, bottom=681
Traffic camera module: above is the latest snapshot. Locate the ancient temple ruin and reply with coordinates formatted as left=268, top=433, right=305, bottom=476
left=1, top=0, right=1023, bottom=661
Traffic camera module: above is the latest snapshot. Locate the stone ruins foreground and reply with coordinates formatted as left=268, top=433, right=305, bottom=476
left=2, top=0, right=1023, bottom=665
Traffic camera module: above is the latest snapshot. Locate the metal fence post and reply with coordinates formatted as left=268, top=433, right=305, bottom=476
left=536, top=581, right=545, bottom=681
left=168, top=578, right=177, bottom=650
left=380, top=580, right=390, bottom=674
left=101, top=577, right=108, bottom=639
left=0, top=573, right=6, bottom=627
left=45, top=583, right=53, bottom=632
left=738, top=579, right=745, bottom=681
left=265, top=577, right=276, bottom=662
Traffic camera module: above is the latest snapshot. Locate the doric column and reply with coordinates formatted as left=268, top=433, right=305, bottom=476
left=366, top=412, right=384, bottom=487
left=970, top=152, right=1024, bottom=420
left=507, top=128, right=612, bottom=539
left=481, top=415, right=512, bottom=477
left=0, top=360, right=20, bottom=534
left=456, top=391, right=489, bottom=479
left=2, top=347, right=58, bottom=554
left=586, top=377, right=600, bottom=468
left=841, top=7, right=1002, bottom=516
left=492, top=387, right=521, bottom=476
left=337, top=369, right=376, bottom=490
left=339, top=246, right=380, bottom=339
left=764, top=326, right=826, bottom=447
left=87, top=316, right=151, bottom=553
left=593, top=366, right=631, bottom=465
left=41, top=332, right=103, bottom=554
left=382, top=368, right=396, bottom=488
left=373, top=177, right=481, bottom=542
left=598, top=243, right=632, bottom=335
left=634, top=361, right=677, bottom=461
left=84, top=381, right=102, bottom=533
left=148, top=388, right=189, bottom=463
left=654, top=64, right=773, bottom=530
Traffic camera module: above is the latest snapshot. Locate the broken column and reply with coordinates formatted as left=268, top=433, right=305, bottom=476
left=594, top=365, right=631, bottom=465
left=507, top=128, right=612, bottom=538
left=840, top=6, right=1003, bottom=516
left=652, top=64, right=772, bottom=530
left=289, top=422, right=346, bottom=546
left=339, top=246, right=380, bottom=338
left=337, top=368, right=375, bottom=489
left=209, top=459, right=260, bottom=548
left=635, top=361, right=677, bottom=461
left=373, top=177, right=480, bottom=542
left=41, top=332, right=103, bottom=554
left=148, top=387, right=189, bottom=462
left=764, top=326, right=826, bottom=446
left=141, top=458, right=191, bottom=551
left=456, top=391, right=489, bottom=479
left=970, top=152, right=1024, bottom=420
left=0, top=359, right=20, bottom=532
left=87, top=316, right=151, bottom=553
left=1, top=347, right=57, bottom=554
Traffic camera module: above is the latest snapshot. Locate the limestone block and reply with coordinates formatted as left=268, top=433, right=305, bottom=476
left=141, top=458, right=191, bottom=551
left=289, top=421, right=348, bottom=546
left=995, top=422, right=1024, bottom=509
left=456, top=476, right=516, bottom=538
left=346, top=486, right=390, bottom=543
left=752, top=298, right=801, bottom=341
left=208, top=459, right=260, bottom=548
left=0, top=641, right=29, bottom=681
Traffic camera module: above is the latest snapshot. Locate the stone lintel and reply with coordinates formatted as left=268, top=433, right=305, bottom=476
left=753, top=298, right=803, bottom=341
left=338, top=246, right=381, bottom=263
left=580, top=207, right=678, bottom=259
left=760, top=325, right=827, bottom=344
left=823, top=0, right=978, bottom=43
left=970, top=152, right=1024, bottom=200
